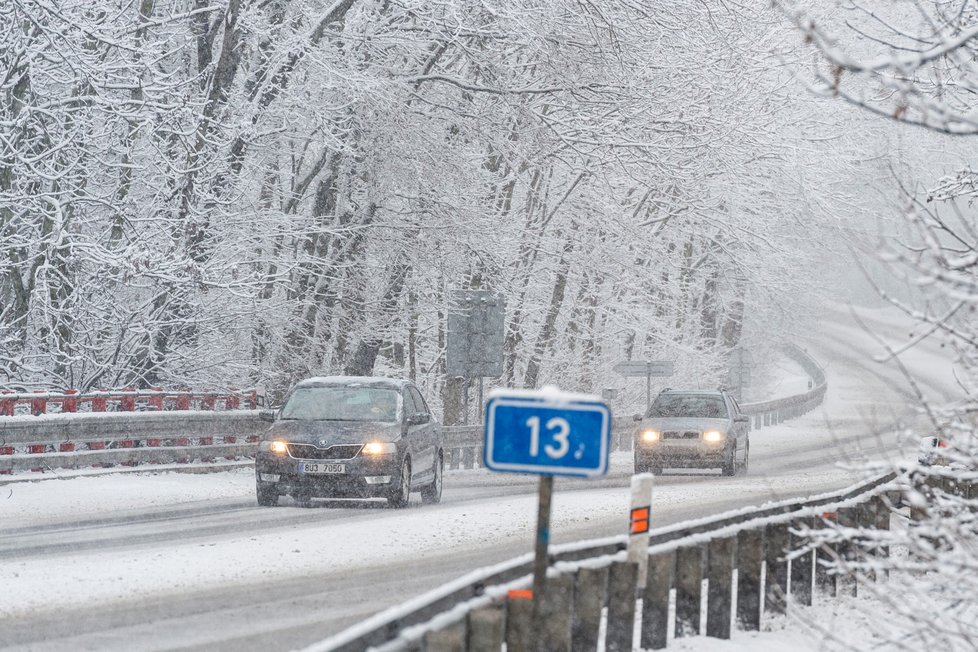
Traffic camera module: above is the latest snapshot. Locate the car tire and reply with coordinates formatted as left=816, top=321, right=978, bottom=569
left=256, top=482, right=279, bottom=507
left=721, top=445, right=736, bottom=476
left=421, top=453, right=443, bottom=505
left=739, top=441, right=750, bottom=476
left=388, top=458, right=411, bottom=508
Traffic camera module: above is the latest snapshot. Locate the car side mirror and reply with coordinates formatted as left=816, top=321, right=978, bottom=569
left=406, top=413, right=428, bottom=426
left=632, top=414, right=643, bottom=422
left=259, top=409, right=277, bottom=423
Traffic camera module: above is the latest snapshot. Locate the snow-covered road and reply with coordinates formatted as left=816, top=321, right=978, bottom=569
left=0, top=304, right=961, bottom=651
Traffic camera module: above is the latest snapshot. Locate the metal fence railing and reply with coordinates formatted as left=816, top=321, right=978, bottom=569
left=308, top=469, right=959, bottom=652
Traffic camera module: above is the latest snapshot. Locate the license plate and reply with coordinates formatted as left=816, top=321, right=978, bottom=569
left=298, top=462, right=345, bottom=474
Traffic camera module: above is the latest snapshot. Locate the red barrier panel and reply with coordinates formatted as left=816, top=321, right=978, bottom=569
left=59, top=442, right=75, bottom=452
left=0, top=393, right=13, bottom=416
left=0, top=446, right=14, bottom=455
left=31, top=391, right=47, bottom=415
left=91, top=391, right=107, bottom=412
left=175, top=392, right=190, bottom=410
left=27, top=444, right=46, bottom=454
left=63, top=389, right=78, bottom=413
left=175, top=437, right=190, bottom=447
left=119, top=440, right=135, bottom=448
left=87, top=441, right=106, bottom=450
left=120, top=388, right=136, bottom=412
left=224, top=436, right=237, bottom=444
left=199, top=437, right=213, bottom=446
left=146, top=438, right=162, bottom=447
left=202, top=394, right=216, bottom=411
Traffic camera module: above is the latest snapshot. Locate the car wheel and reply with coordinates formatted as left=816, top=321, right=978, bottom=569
left=721, top=445, right=736, bottom=476
left=256, top=482, right=279, bottom=507
left=421, top=453, right=443, bottom=505
left=739, top=441, right=750, bottom=476
left=388, top=458, right=411, bottom=508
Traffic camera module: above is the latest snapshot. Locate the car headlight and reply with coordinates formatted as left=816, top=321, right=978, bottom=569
left=703, top=430, right=725, bottom=443
left=259, top=439, right=289, bottom=455
left=640, top=429, right=661, bottom=443
left=362, top=441, right=397, bottom=455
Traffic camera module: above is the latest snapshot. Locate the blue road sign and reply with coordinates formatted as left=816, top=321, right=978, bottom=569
left=484, top=394, right=612, bottom=478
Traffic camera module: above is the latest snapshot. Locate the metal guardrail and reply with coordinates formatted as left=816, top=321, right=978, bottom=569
left=310, top=471, right=905, bottom=651
left=0, top=345, right=827, bottom=476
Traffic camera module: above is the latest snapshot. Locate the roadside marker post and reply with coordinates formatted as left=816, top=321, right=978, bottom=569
left=483, top=387, right=611, bottom=650
left=628, top=473, right=654, bottom=589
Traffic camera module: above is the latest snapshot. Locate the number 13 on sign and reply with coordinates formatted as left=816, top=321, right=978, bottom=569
left=484, top=394, right=611, bottom=478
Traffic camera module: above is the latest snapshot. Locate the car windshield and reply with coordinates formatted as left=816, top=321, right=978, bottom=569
left=280, top=386, right=400, bottom=422
left=648, top=395, right=728, bottom=418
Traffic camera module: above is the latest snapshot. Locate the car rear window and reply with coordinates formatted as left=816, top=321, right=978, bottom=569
left=280, top=386, right=400, bottom=422
left=647, top=395, right=728, bottom=418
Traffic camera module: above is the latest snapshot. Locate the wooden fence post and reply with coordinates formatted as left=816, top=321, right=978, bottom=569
left=572, top=567, right=607, bottom=652
left=736, top=528, right=763, bottom=631
left=789, top=517, right=814, bottom=606
left=604, top=561, right=638, bottom=652
left=506, top=593, right=533, bottom=652
left=642, top=551, right=674, bottom=650
left=468, top=606, right=505, bottom=652
left=764, top=523, right=789, bottom=615
left=424, top=623, right=466, bottom=652
left=538, top=573, right=574, bottom=652
left=706, top=537, right=735, bottom=639
left=674, top=544, right=703, bottom=638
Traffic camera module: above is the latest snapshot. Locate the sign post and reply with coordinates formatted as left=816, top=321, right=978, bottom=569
left=627, top=473, right=654, bottom=589
left=613, top=359, right=675, bottom=409
left=484, top=388, right=612, bottom=649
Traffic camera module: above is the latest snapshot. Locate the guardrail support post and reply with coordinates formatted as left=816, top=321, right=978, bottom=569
left=604, top=560, right=638, bottom=652
left=538, top=573, right=573, bottom=651
left=572, top=566, right=607, bottom=652
left=424, top=623, right=466, bottom=652
left=764, top=523, right=789, bottom=615
left=675, top=544, right=703, bottom=637
left=462, top=446, right=475, bottom=470
left=736, top=528, right=763, bottom=630
left=815, top=513, right=837, bottom=598
left=837, top=507, right=859, bottom=597
left=641, top=551, right=673, bottom=650
left=706, top=537, right=735, bottom=639
left=468, top=605, right=505, bottom=652
left=789, top=518, right=814, bottom=606
left=505, top=593, right=533, bottom=652
left=872, top=496, right=891, bottom=578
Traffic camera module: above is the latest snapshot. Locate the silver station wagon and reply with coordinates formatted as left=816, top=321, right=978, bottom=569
left=633, top=389, right=750, bottom=476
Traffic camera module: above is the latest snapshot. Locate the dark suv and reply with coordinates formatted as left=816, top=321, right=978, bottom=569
left=255, top=377, right=444, bottom=507
left=633, top=389, right=750, bottom=476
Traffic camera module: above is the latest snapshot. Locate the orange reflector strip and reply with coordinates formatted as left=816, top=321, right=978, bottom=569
left=508, top=589, right=533, bottom=600
left=821, top=511, right=837, bottom=521
left=630, top=506, right=650, bottom=534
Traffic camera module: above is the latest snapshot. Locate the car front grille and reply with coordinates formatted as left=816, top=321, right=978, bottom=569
left=287, top=443, right=363, bottom=460
left=662, top=431, right=700, bottom=440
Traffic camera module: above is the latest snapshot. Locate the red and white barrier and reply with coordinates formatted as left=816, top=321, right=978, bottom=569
left=0, top=387, right=262, bottom=417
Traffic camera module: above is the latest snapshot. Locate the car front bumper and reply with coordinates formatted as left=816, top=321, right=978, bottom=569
left=256, top=451, right=399, bottom=498
left=634, top=440, right=728, bottom=468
